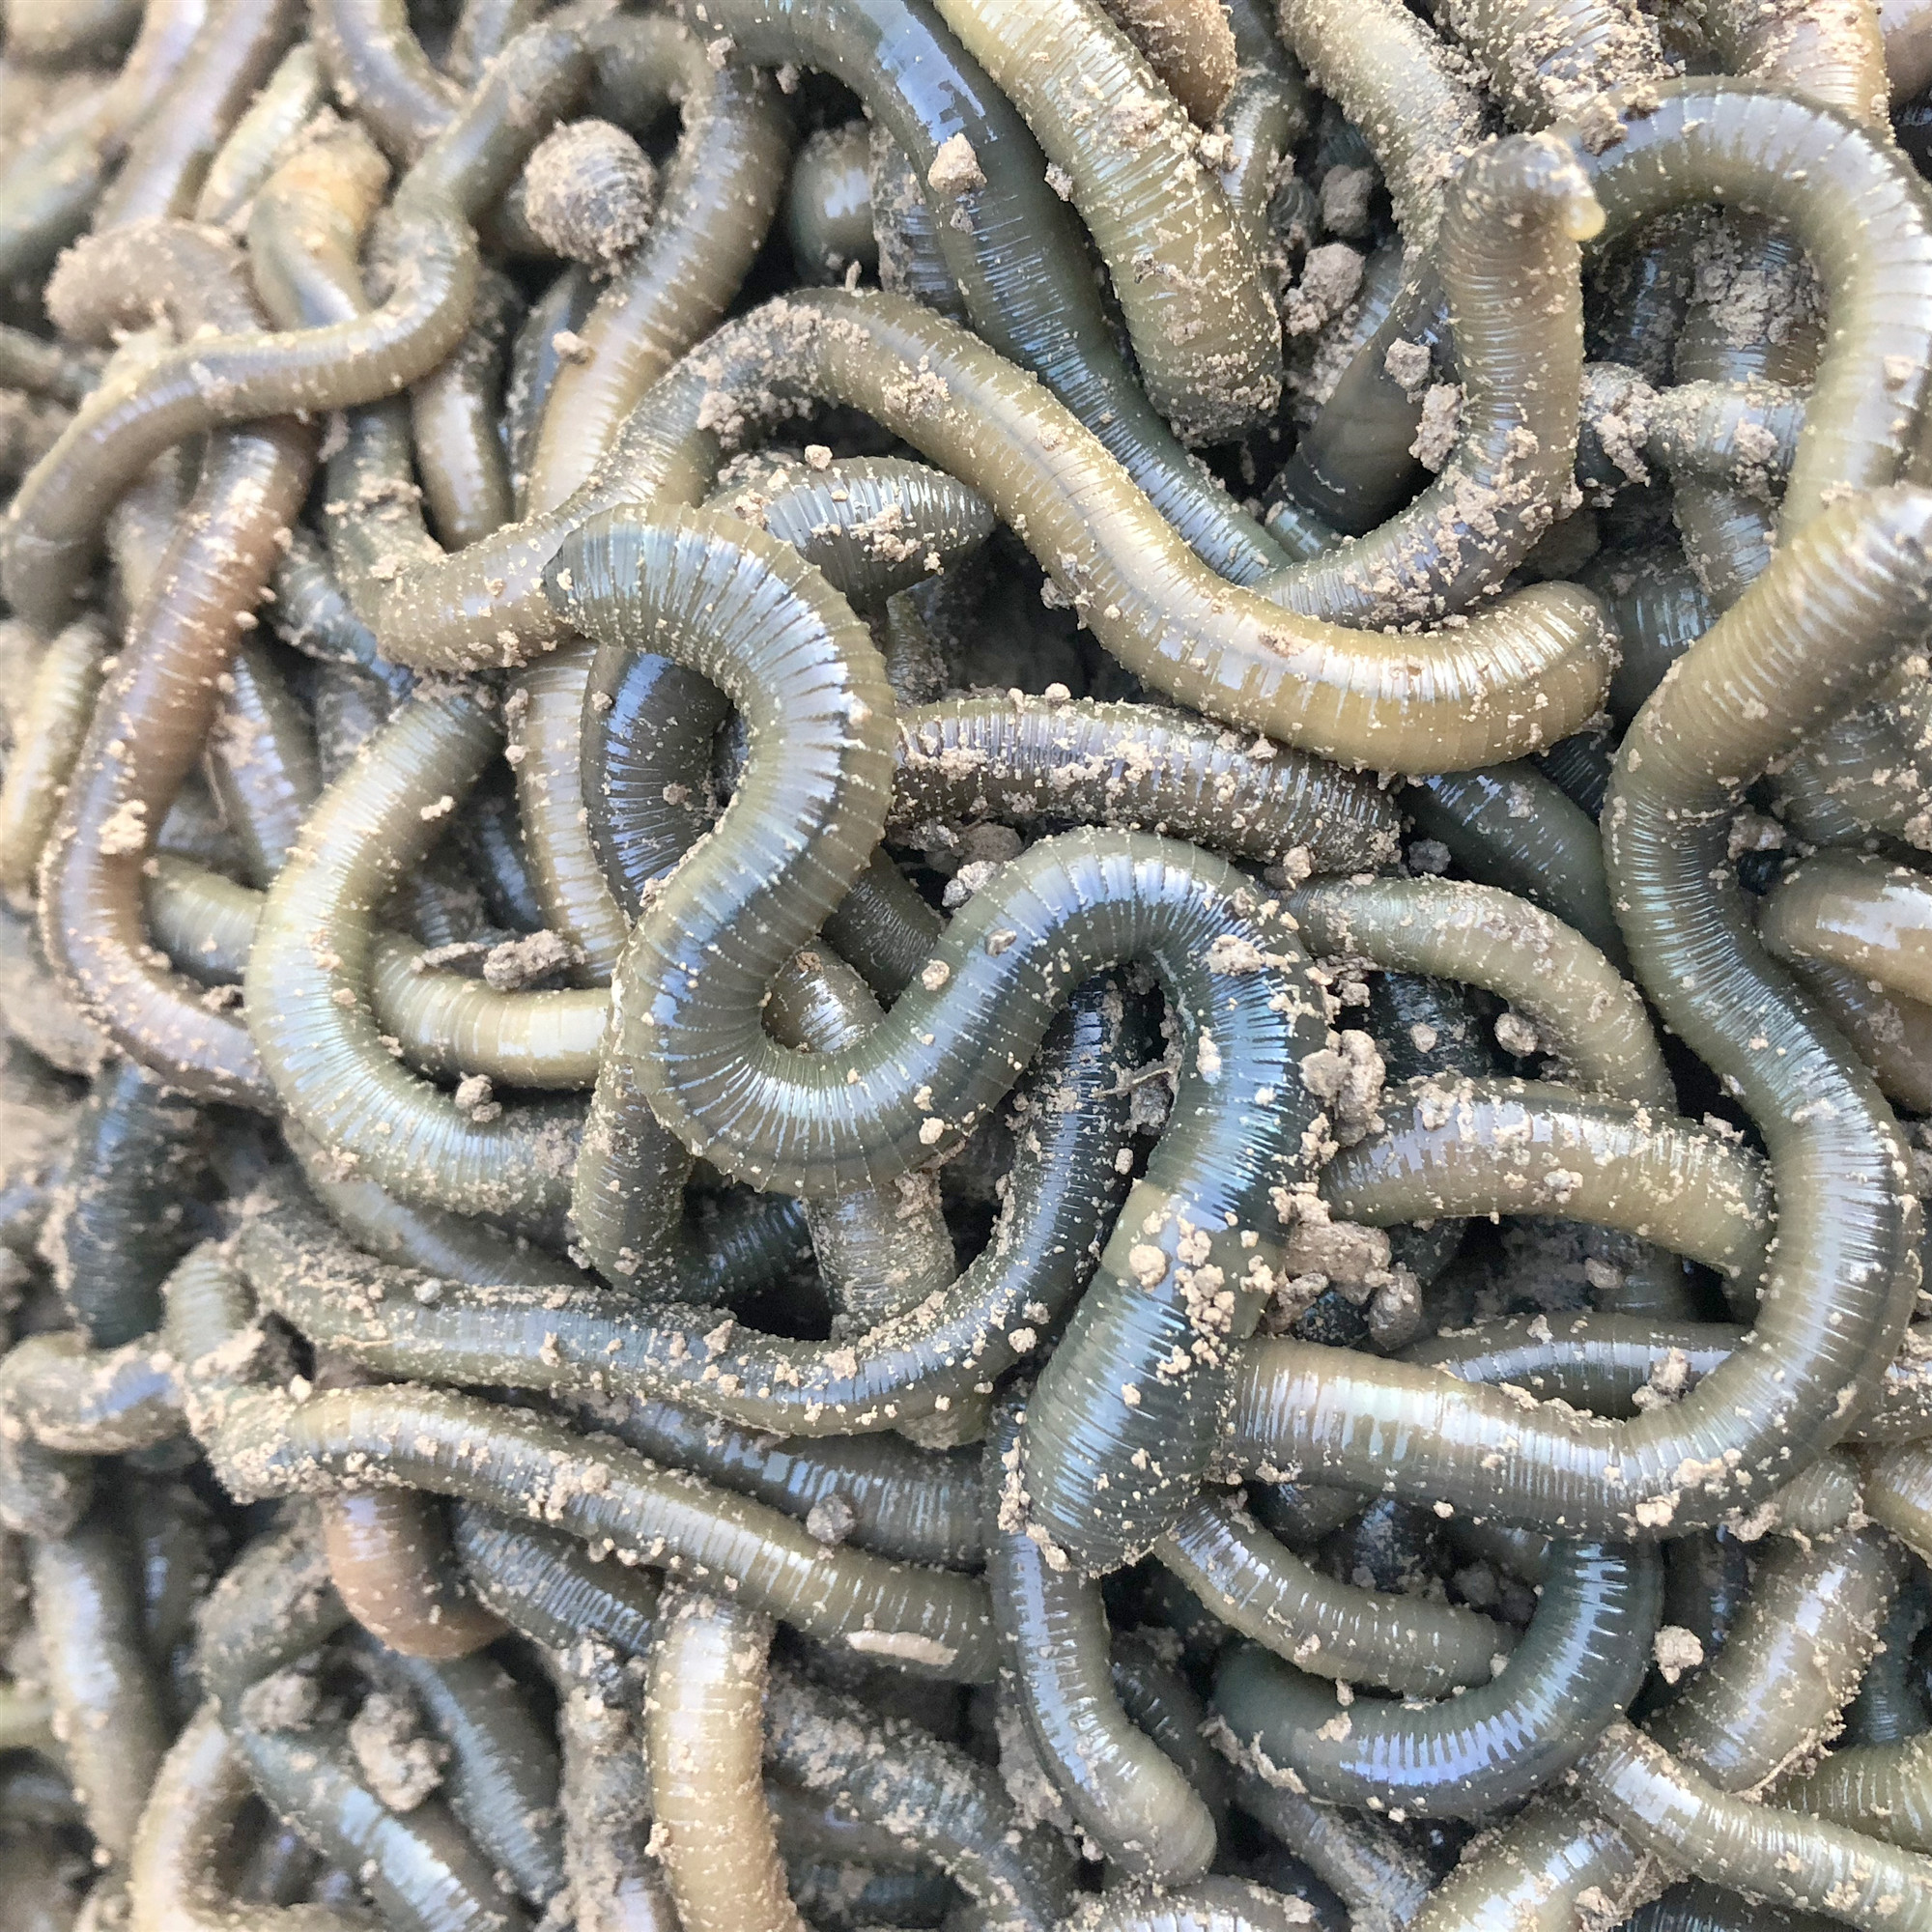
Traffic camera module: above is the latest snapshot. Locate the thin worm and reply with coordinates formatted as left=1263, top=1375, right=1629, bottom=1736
left=764, top=1661, right=1076, bottom=1930
left=1404, top=760, right=1627, bottom=968
left=1325, top=1077, right=1771, bottom=1292
left=1577, top=1719, right=1932, bottom=1932
left=243, top=682, right=584, bottom=1230
left=548, top=1636, right=674, bottom=1932
left=985, top=1393, right=1219, bottom=1883
left=33, top=1503, right=171, bottom=1861
left=1231, top=1770, right=1432, bottom=1932
left=32, top=222, right=316, bottom=1107
left=644, top=1587, right=806, bottom=1932
left=688, top=0, right=1287, bottom=581
left=129, top=1704, right=368, bottom=1932
left=599, top=1391, right=982, bottom=1570
left=451, top=1504, right=663, bottom=1660
left=43, top=1055, right=203, bottom=1347
left=2, top=24, right=590, bottom=635
left=192, top=42, right=330, bottom=228
left=411, top=269, right=519, bottom=553
left=523, top=14, right=790, bottom=511
left=204, top=639, right=323, bottom=889
left=932, top=0, right=1281, bottom=444
left=1154, top=1489, right=1511, bottom=1697
left=188, top=1375, right=1001, bottom=1681
left=235, top=1716, right=530, bottom=1932
left=1209, top=1538, right=1661, bottom=1818
left=1286, top=878, right=1672, bottom=1109
left=239, top=986, right=1131, bottom=1437
left=359, top=1642, right=565, bottom=1910
left=91, top=0, right=300, bottom=227
left=0, top=614, right=109, bottom=895
left=312, top=0, right=463, bottom=166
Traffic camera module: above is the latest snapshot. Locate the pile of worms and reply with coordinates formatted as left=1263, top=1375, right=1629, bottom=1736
left=6, top=0, right=1932, bottom=1927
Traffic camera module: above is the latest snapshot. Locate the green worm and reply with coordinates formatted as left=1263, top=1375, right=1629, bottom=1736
left=0, top=612, right=109, bottom=895
left=931, top=0, right=1281, bottom=445
left=1604, top=481, right=1932, bottom=1516
left=867, top=127, right=970, bottom=327
left=1408, top=1527, right=1905, bottom=1930
left=2, top=23, right=590, bottom=635
left=1776, top=671, right=1932, bottom=849
left=406, top=286, right=1609, bottom=772
left=643, top=1587, right=804, bottom=1932
left=553, top=509, right=1331, bottom=1567
left=1759, top=853, right=1932, bottom=1007
left=359, top=1640, right=565, bottom=1910
left=204, top=640, right=324, bottom=890
left=234, top=991, right=1126, bottom=1435
left=243, top=681, right=583, bottom=1229
left=505, top=266, right=595, bottom=506
left=192, top=41, right=330, bottom=228
left=194, top=1515, right=349, bottom=1719
left=1325, top=1077, right=1771, bottom=1295
left=885, top=693, right=1403, bottom=873
left=411, top=269, right=519, bottom=553
left=91, top=0, right=300, bottom=228
left=1067, top=1877, right=1331, bottom=1932
left=1108, top=1628, right=1233, bottom=1834
left=1777, top=1731, right=1932, bottom=1855
left=312, top=0, right=462, bottom=166
left=685, top=0, right=1286, bottom=581
left=548, top=1633, right=676, bottom=1932
left=1577, top=1719, right=1932, bottom=1932
left=128, top=1704, right=368, bottom=1932
left=33, top=1502, right=171, bottom=1861
left=785, top=122, right=876, bottom=283
left=1231, top=1769, right=1432, bottom=1932
left=1210, top=1536, right=1661, bottom=1818
left=190, top=1378, right=1000, bottom=1682
left=30, top=226, right=316, bottom=1107
left=1154, top=1489, right=1511, bottom=1697
left=1864, top=1441, right=1932, bottom=1568
left=1287, top=878, right=1671, bottom=1109
left=765, top=1662, right=1075, bottom=1931
left=601, top=1393, right=981, bottom=1570
left=1764, top=957, right=1932, bottom=1118
left=451, top=1504, right=663, bottom=1660
left=1646, top=377, right=1806, bottom=494
left=236, top=1715, right=530, bottom=1932
left=1404, top=761, right=1627, bottom=968
left=1579, top=541, right=1719, bottom=724
left=43, top=1055, right=203, bottom=1348
left=522, top=14, right=790, bottom=511
left=984, top=1393, right=1219, bottom=1883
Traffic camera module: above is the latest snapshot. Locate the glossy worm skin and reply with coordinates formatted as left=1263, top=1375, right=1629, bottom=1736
left=129, top=1704, right=367, bottom=1932
left=1409, top=1527, right=1905, bottom=1931
left=33, top=1503, right=171, bottom=1861
left=1153, top=1490, right=1511, bottom=1697
left=242, top=986, right=1131, bottom=1437
left=765, top=1664, right=1075, bottom=1930
left=203, top=641, right=324, bottom=890
left=1777, top=1731, right=1932, bottom=1853
left=1577, top=1719, right=1932, bottom=1932
left=932, top=0, right=1282, bottom=444
left=236, top=1718, right=529, bottom=1932
left=360, top=1642, right=564, bottom=1910
left=243, top=683, right=583, bottom=1230
left=312, top=0, right=460, bottom=165
left=985, top=1394, right=1219, bottom=1883
left=192, top=41, right=328, bottom=227
left=1230, top=1770, right=1432, bottom=1932
left=785, top=122, right=876, bottom=283
left=645, top=1588, right=805, bottom=1932
left=452, top=1504, right=662, bottom=1660
left=691, top=0, right=1285, bottom=581
left=388, top=289, right=1615, bottom=775
left=1759, top=852, right=1932, bottom=1007
left=188, top=1371, right=1000, bottom=1681
left=2, top=25, right=590, bottom=635
left=1210, top=1537, right=1660, bottom=1818
left=554, top=509, right=1329, bottom=1568
left=0, top=612, right=108, bottom=895
left=320, top=1489, right=507, bottom=1662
